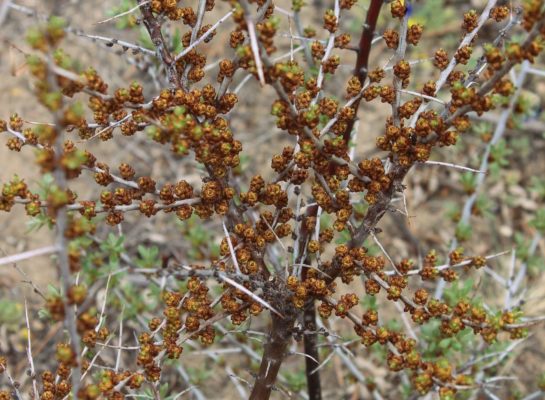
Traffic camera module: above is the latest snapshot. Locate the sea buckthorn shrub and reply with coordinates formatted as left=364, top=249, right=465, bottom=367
left=1, top=0, right=545, bottom=399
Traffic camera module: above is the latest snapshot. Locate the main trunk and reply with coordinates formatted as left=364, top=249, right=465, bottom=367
left=303, top=302, right=322, bottom=400
left=249, top=315, right=294, bottom=399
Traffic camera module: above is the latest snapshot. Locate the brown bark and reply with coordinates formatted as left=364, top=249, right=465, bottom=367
left=303, top=302, right=322, bottom=400
left=342, top=0, right=383, bottom=144
left=249, top=315, right=294, bottom=399
left=138, top=0, right=180, bottom=87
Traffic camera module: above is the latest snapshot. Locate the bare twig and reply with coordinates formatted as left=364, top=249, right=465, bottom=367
left=174, top=10, right=234, bottom=63
left=218, top=273, right=284, bottom=319
left=24, top=299, right=39, bottom=400
left=424, top=160, right=487, bottom=174
left=0, top=246, right=58, bottom=267
left=70, top=30, right=156, bottom=56
left=241, top=0, right=266, bottom=87
left=222, top=220, right=242, bottom=275
left=95, top=1, right=149, bottom=25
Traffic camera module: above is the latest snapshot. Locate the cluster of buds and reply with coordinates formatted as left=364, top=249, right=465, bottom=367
left=350, top=158, right=390, bottom=203
left=39, top=369, right=72, bottom=400
left=181, top=277, right=215, bottom=343
left=220, top=279, right=262, bottom=325
left=0, top=176, right=34, bottom=213
left=77, top=370, right=144, bottom=399
left=138, top=276, right=216, bottom=380
left=287, top=273, right=331, bottom=308
left=240, top=180, right=288, bottom=210
left=149, top=0, right=197, bottom=23
left=334, top=293, right=359, bottom=317
left=256, top=13, right=279, bottom=55
left=159, top=290, right=184, bottom=359
left=136, top=333, right=162, bottom=382
left=333, top=245, right=368, bottom=283
left=354, top=307, right=492, bottom=399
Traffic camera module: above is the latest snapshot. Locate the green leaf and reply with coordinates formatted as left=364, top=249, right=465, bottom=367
left=47, top=284, right=61, bottom=297
left=361, top=295, right=377, bottom=310
left=106, top=0, right=138, bottom=30
left=38, top=308, right=51, bottom=320
left=138, top=27, right=154, bottom=50
left=530, top=177, right=545, bottom=200
left=100, top=233, right=125, bottom=267
left=26, top=212, right=54, bottom=232
left=159, top=383, right=169, bottom=398
left=460, top=172, right=477, bottom=193
left=490, top=139, right=512, bottom=168
left=455, top=221, right=472, bottom=242
left=37, top=173, right=55, bottom=197
left=0, top=300, right=23, bottom=327
left=451, top=340, right=462, bottom=352
left=101, top=233, right=125, bottom=253
left=334, top=228, right=351, bottom=244
left=444, top=279, right=474, bottom=307
left=530, top=209, right=545, bottom=233
left=171, top=28, right=183, bottom=54
left=136, top=245, right=160, bottom=268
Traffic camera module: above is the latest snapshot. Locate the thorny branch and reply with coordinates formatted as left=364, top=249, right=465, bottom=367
left=138, top=0, right=180, bottom=87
